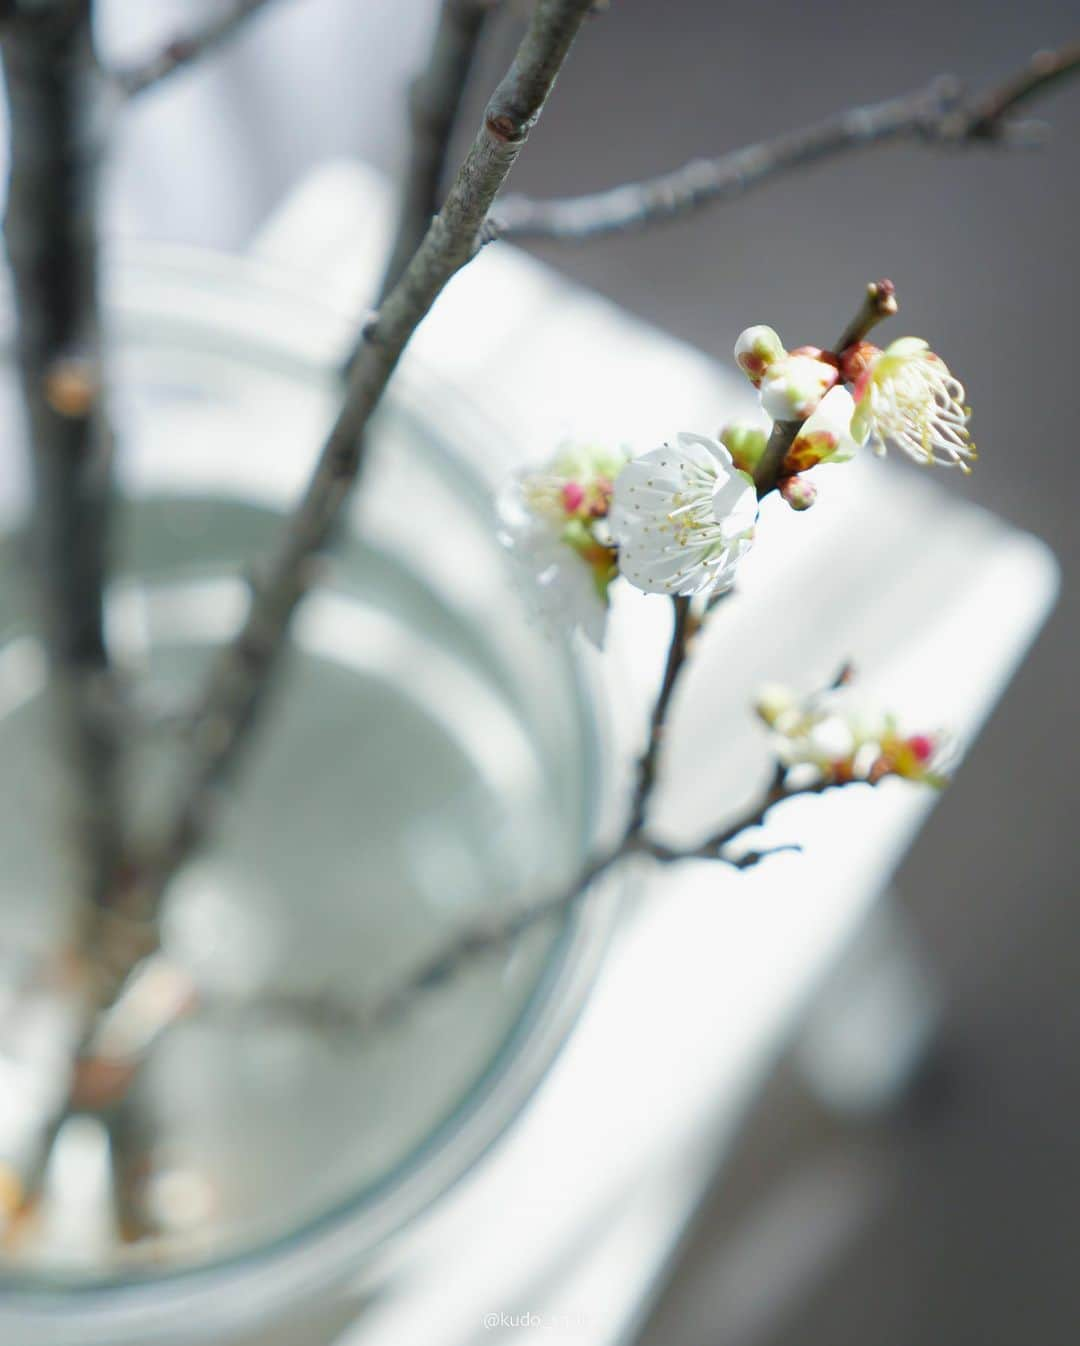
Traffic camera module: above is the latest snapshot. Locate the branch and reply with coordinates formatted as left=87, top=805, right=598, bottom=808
left=642, top=763, right=862, bottom=865
left=148, top=771, right=829, bottom=1045
left=107, top=0, right=282, bottom=98
left=485, top=46, right=1080, bottom=244
left=628, top=408, right=811, bottom=835
left=627, top=594, right=696, bottom=834
left=117, top=0, right=597, bottom=931
left=961, top=41, right=1080, bottom=136
left=1, top=3, right=122, bottom=925
left=374, top=0, right=499, bottom=309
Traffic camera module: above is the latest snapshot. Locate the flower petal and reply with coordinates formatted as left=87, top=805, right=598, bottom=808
left=612, top=433, right=757, bottom=597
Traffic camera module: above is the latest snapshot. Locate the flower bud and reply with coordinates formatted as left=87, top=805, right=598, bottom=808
left=753, top=683, right=796, bottom=728
left=734, top=325, right=786, bottom=388
left=779, top=474, right=817, bottom=511
left=718, top=420, right=768, bottom=474
left=760, top=354, right=840, bottom=421
left=783, top=386, right=858, bottom=473
left=838, top=340, right=881, bottom=387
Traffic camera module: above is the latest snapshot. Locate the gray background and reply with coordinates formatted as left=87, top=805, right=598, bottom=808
left=91, top=1, right=1080, bottom=1342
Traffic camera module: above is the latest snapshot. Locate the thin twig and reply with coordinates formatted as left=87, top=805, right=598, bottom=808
left=834, top=278, right=898, bottom=354
left=107, top=0, right=282, bottom=98
left=163, top=769, right=846, bottom=1043
left=373, top=0, right=499, bottom=311
left=627, top=594, right=694, bottom=834
left=485, top=47, right=1080, bottom=244
left=642, top=765, right=865, bottom=864
left=1, top=2, right=122, bottom=925
left=961, top=41, right=1080, bottom=136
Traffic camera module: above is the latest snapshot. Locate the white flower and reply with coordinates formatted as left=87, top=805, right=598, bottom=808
left=850, top=337, right=976, bottom=471
left=610, top=432, right=758, bottom=597
left=783, top=386, right=859, bottom=473
left=497, top=444, right=623, bottom=646
left=754, top=682, right=953, bottom=788
left=759, top=352, right=839, bottom=421
left=498, top=478, right=610, bottom=645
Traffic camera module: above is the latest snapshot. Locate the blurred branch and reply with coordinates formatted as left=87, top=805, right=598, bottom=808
left=643, top=764, right=855, bottom=864
left=164, top=774, right=833, bottom=1044
left=962, top=41, right=1080, bottom=135
left=485, top=46, right=1080, bottom=244
left=107, top=0, right=283, bottom=98
left=116, top=0, right=597, bottom=930
left=374, top=0, right=500, bottom=311
left=0, top=2, right=123, bottom=925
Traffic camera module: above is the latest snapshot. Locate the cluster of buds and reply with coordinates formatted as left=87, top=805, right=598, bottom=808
left=754, top=680, right=952, bottom=789
left=732, top=280, right=976, bottom=511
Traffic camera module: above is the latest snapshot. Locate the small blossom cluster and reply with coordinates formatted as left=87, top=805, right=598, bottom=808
left=500, top=433, right=758, bottom=642
left=731, top=304, right=976, bottom=501
left=499, top=285, right=975, bottom=646
left=754, top=682, right=952, bottom=789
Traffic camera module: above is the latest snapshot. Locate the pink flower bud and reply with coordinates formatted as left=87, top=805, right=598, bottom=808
left=779, top=475, right=817, bottom=511
left=734, top=325, right=785, bottom=388
left=907, top=733, right=935, bottom=763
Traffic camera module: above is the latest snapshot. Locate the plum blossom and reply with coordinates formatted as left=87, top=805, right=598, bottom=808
left=610, top=432, right=758, bottom=597
left=498, top=444, right=624, bottom=645
left=849, top=337, right=976, bottom=471
left=754, top=682, right=952, bottom=788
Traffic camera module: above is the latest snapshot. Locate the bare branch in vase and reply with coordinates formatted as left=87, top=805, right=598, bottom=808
left=0, top=0, right=122, bottom=929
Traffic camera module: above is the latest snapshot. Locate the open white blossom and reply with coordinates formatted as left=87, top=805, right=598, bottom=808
left=498, top=480, right=609, bottom=644
left=497, top=444, right=623, bottom=646
left=850, top=337, right=976, bottom=471
left=611, top=432, right=758, bottom=597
